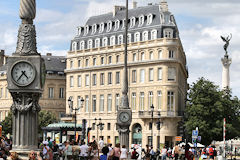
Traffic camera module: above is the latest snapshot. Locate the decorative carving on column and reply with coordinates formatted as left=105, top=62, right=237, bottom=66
left=20, top=0, right=36, bottom=22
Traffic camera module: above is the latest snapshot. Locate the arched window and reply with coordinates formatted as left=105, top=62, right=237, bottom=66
left=115, top=20, right=120, bottom=30
left=141, top=52, right=145, bottom=61
left=77, top=27, right=82, bottom=36
left=158, top=50, right=163, bottom=59
left=95, top=38, right=100, bottom=48
left=149, top=51, right=153, bottom=60
left=139, top=15, right=145, bottom=26
left=134, top=32, right=140, bottom=42
left=80, top=41, right=85, bottom=50
left=87, top=39, right=93, bottom=49
left=118, top=35, right=123, bottom=45
left=127, top=33, right=131, bottom=43
left=99, top=23, right=104, bottom=33
left=147, top=14, right=153, bottom=25
left=92, top=24, right=97, bottom=34
left=103, top=37, right=108, bottom=47
left=107, top=21, right=112, bottom=32
left=72, top=42, right=77, bottom=51
left=110, top=36, right=116, bottom=46
left=151, top=30, right=157, bottom=40
left=84, top=25, right=89, bottom=35
left=130, top=17, right=136, bottom=28
left=142, top=31, right=148, bottom=41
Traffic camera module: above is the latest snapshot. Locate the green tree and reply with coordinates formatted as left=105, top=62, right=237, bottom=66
left=1, top=110, right=57, bottom=135
left=185, top=77, right=240, bottom=145
left=1, top=112, right=13, bottom=135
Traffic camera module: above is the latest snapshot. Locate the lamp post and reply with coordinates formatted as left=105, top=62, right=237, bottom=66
left=68, top=96, right=84, bottom=141
left=157, top=112, right=163, bottom=149
left=95, top=118, right=104, bottom=142
left=150, top=104, right=154, bottom=147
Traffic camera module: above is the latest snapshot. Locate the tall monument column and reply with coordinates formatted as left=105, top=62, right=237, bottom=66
left=7, top=0, right=45, bottom=158
left=117, top=0, right=132, bottom=151
left=220, top=34, right=232, bottom=90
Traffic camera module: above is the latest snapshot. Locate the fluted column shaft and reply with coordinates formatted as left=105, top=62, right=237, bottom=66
left=20, top=0, right=36, bottom=23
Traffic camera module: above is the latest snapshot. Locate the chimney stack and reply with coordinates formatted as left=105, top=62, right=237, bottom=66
left=133, top=1, right=137, bottom=9
left=0, top=50, right=5, bottom=67
left=113, top=6, right=126, bottom=17
left=46, top=53, right=52, bottom=56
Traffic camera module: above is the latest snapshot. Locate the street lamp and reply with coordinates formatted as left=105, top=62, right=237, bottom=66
left=94, top=118, right=105, bottom=143
left=150, top=104, right=154, bottom=147
left=68, top=96, right=84, bottom=141
left=157, top=112, right=163, bottom=149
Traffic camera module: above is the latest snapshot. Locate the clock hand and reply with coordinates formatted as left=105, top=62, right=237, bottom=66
left=17, top=73, right=24, bottom=81
left=22, top=71, right=29, bottom=79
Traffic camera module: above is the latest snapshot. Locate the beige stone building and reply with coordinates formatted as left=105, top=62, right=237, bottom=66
left=0, top=51, right=66, bottom=120
left=66, top=1, right=188, bottom=149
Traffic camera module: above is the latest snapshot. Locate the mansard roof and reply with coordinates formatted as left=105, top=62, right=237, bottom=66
left=73, top=4, right=176, bottom=40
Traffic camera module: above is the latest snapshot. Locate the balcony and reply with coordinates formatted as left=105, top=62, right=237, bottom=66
left=138, top=110, right=184, bottom=119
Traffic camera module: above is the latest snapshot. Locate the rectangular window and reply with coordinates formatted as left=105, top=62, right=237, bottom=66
left=133, top=53, right=137, bottom=62
left=59, top=88, right=64, bottom=99
left=149, top=52, right=153, bottom=60
left=78, top=75, right=82, bottom=87
left=169, top=50, right=174, bottom=58
left=5, top=88, right=8, bottom=98
left=93, top=58, right=96, bottom=66
left=108, top=56, right=112, bottom=64
left=149, top=122, right=152, bottom=130
left=70, top=60, right=73, bottom=68
left=92, top=123, right=96, bottom=130
left=77, top=96, right=82, bottom=108
left=93, top=74, right=97, bottom=86
left=132, top=70, right=137, bottom=83
left=149, top=68, right=153, bottom=81
left=132, top=92, right=136, bottom=110
left=100, top=73, right=104, bottom=85
left=167, top=91, right=174, bottom=112
left=48, top=87, right=54, bottom=98
left=107, top=94, right=112, bottom=112
left=158, top=68, right=162, bottom=80
left=92, top=95, right=96, bottom=112
left=116, top=55, right=120, bottom=63
left=158, top=50, right=163, bottom=59
left=100, top=95, right=104, bottom=112
left=85, top=95, right=89, bottom=112
left=140, top=92, right=144, bottom=111
left=116, top=72, right=120, bottom=84
left=108, top=72, right=112, bottom=84
left=78, top=60, right=81, bottom=68
left=168, top=67, right=176, bottom=81
left=115, top=94, right=120, bottom=111
left=70, top=76, right=74, bottom=87
left=86, top=59, right=89, bottom=67
left=85, top=74, right=89, bottom=86
left=148, top=136, right=153, bottom=146
left=101, top=57, right=104, bottom=65
left=140, top=69, right=145, bottom=83
left=157, top=91, right=162, bottom=110
left=148, top=91, right=153, bottom=109
left=107, top=123, right=111, bottom=130
left=141, top=53, right=145, bottom=61
left=95, top=39, right=100, bottom=48
left=0, top=88, right=2, bottom=98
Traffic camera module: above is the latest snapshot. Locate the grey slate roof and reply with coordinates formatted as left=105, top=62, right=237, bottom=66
left=0, top=56, right=66, bottom=73
left=71, top=4, right=177, bottom=50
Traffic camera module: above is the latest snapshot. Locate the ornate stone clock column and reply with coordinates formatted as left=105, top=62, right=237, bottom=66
left=117, top=0, right=132, bottom=151
left=7, top=0, right=45, bottom=157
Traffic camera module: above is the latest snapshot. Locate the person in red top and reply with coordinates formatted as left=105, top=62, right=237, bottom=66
left=185, top=144, right=194, bottom=160
left=209, top=146, right=214, bottom=160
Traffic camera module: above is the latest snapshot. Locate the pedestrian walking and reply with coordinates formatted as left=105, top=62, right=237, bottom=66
left=112, top=143, right=121, bottom=160
left=120, top=145, right=128, bottom=160
left=79, top=142, right=89, bottom=160
left=100, top=146, right=109, bottom=160
left=131, top=148, right=139, bottom=159
left=161, top=146, right=167, bottom=160
left=89, top=141, right=99, bottom=160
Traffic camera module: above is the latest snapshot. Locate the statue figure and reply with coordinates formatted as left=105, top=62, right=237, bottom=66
left=221, top=34, right=232, bottom=55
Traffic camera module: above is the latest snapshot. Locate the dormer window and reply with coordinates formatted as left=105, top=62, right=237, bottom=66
left=118, top=35, right=123, bottom=45
left=80, top=41, right=85, bottom=50
left=92, top=24, right=97, bottom=34
left=110, top=36, right=116, bottom=46
left=95, top=38, right=100, bottom=48
left=122, top=19, right=126, bottom=29
left=72, top=42, right=77, bottom=51
left=142, top=31, right=148, bottom=41
left=77, top=27, right=82, bottom=36
left=99, top=23, right=104, bottom=33
left=87, top=39, right=93, bottom=49
left=130, top=17, right=136, bottom=28
left=115, top=20, right=120, bottom=30
left=151, top=29, right=157, bottom=40
left=107, top=21, right=112, bottom=32
left=163, top=28, right=173, bottom=38
left=127, top=33, right=131, bottom=43
left=103, top=37, right=108, bottom=47
left=147, top=14, right=153, bottom=25
left=134, top=32, right=140, bottom=42
left=84, top=25, right=89, bottom=35
left=139, top=15, right=144, bottom=26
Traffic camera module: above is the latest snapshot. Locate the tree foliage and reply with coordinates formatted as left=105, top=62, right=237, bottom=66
left=185, top=77, right=240, bottom=145
left=1, top=110, right=57, bottom=135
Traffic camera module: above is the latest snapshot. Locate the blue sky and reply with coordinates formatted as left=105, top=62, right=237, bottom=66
left=1, top=0, right=240, bottom=98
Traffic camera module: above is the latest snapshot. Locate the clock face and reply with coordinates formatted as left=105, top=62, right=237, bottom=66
left=11, top=61, right=36, bottom=86
left=119, top=112, right=130, bottom=123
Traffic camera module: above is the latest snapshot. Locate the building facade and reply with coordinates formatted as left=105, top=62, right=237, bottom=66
left=0, top=52, right=66, bottom=120
left=66, top=1, right=188, bottom=149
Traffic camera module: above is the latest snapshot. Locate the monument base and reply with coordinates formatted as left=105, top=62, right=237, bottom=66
left=9, top=148, right=40, bottom=160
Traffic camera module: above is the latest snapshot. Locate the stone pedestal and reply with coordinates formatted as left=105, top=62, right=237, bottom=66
left=118, top=126, right=130, bottom=150
left=221, top=55, right=232, bottom=89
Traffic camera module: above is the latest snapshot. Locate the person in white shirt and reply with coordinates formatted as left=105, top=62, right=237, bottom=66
left=120, top=145, right=128, bottom=160
left=99, top=138, right=104, bottom=151
left=108, top=144, right=113, bottom=157
left=161, top=146, right=167, bottom=160
left=42, top=141, right=50, bottom=159
left=80, top=142, right=89, bottom=160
